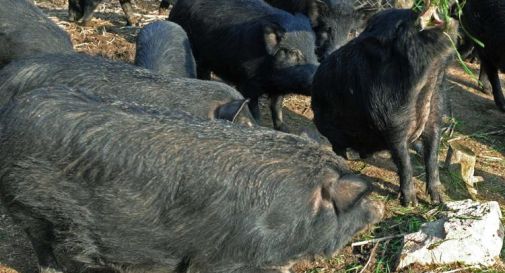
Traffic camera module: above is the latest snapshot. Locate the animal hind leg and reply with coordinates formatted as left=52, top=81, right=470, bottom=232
left=8, top=204, right=63, bottom=273
left=481, top=57, right=505, bottom=112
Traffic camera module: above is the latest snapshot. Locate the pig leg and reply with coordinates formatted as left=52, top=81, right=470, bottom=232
left=390, top=140, right=417, bottom=206
left=481, top=58, right=505, bottom=112
left=422, top=125, right=443, bottom=204
left=422, top=73, right=444, bottom=204
left=159, top=0, right=171, bottom=14
left=270, top=94, right=289, bottom=132
left=422, top=114, right=443, bottom=204
left=9, top=207, right=62, bottom=272
left=68, top=0, right=83, bottom=21
left=119, top=0, right=137, bottom=26
left=478, top=64, right=492, bottom=94
left=79, top=0, right=101, bottom=25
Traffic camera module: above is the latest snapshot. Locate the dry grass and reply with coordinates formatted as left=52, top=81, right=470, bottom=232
left=0, top=1, right=503, bottom=272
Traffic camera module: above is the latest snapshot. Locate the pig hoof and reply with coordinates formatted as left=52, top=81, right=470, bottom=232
left=78, top=20, right=91, bottom=27
left=126, top=17, right=140, bottom=27
left=400, top=192, right=418, bottom=207
left=429, top=190, right=443, bottom=205
left=68, top=11, right=82, bottom=22
left=479, top=83, right=492, bottom=95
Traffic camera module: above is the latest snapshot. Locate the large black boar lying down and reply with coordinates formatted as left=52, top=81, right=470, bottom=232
left=0, top=86, right=383, bottom=273
left=461, top=0, right=505, bottom=112
left=135, top=21, right=197, bottom=78
left=0, top=0, right=73, bottom=67
left=68, top=0, right=172, bottom=25
left=265, top=0, right=356, bottom=60
left=312, top=6, right=457, bottom=206
left=169, top=0, right=319, bottom=132
left=0, top=53, right=254, bottom=126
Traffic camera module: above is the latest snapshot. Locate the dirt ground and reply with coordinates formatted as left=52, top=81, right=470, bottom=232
left=0, top=0, right=504, bottom=272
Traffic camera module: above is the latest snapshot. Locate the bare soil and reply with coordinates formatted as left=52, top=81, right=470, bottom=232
left=0, top=1, right=504, bottom=272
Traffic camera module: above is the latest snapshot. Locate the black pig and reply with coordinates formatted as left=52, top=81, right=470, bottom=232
left=0, top=86, right=383, bottom=273
left=0, top=0, right=73, bottom=67
left=312, top=8, right=457, bottom=206
left=460, top=0, right=505, bottom=112
left=265, top=0, right=357, bottom=61
left=169, top=0, right=319, bottom=132
left=0, top=53, right=254, bottom=126
left=135, top=21, right=197, bottom=78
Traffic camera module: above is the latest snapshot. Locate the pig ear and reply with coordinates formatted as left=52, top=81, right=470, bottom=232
left=333, top=174, right=371, bottom=213
left=264, top=23, right=285, bottom=55
left=321, top=172, right=371, bottom=214
left=215, top=99, right=251, bottom=123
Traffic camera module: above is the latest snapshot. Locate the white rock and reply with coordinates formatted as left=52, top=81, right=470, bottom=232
left=397, top=199, right=504, bottom=269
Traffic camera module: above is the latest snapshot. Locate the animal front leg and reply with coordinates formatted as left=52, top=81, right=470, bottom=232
left=68, top=0, right=83, bottom=21
left=119, top=0, right=137, bottom=26
left=270, top=94, right=289, bottom=132
left=390, top=141, right=417, bottom=206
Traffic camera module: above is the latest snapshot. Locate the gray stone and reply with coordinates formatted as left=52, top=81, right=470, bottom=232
left=398, top=199, right=504, bottom=269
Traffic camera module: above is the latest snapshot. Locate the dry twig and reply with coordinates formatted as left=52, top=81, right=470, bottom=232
left=351, top=234, right=406, bottom=247
left=358, top=242, right=380, bottom=273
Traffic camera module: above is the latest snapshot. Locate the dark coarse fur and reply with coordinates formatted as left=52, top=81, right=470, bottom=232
left=460, top=0, right=505, bottom=112
left=312, top=9, right=457, bottom=206
left=0, top=86, right=382, bottom=273
left=265, top=0, right=357, bottom=61
left=0, top=53, right=255, bottom=126
left=0, top=0, right=73, bottom=68
left=169, top=0, right=319, bottom=132
left=135, top=21, right=197, bottom=78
